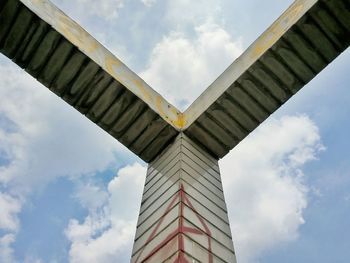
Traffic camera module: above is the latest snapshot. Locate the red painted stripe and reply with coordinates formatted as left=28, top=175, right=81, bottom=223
left=135, top=183, right=214, bottom=263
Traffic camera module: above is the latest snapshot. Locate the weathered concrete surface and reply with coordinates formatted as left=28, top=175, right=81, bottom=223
left=184, top=0, right=350, bottom=158
left=0, top=0, right=349, bottom=161
left=0, top=0, right=178, bottom=162
left=132, top=133, right=236, bottom=263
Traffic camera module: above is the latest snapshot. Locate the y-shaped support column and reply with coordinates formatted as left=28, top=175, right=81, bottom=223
left=132, top=133, right=236, bottom=262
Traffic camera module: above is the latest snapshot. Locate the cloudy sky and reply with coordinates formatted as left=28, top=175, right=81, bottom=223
left=0, top=0, right=350, bottom=262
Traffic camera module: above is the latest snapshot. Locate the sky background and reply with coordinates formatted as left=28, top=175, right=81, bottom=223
left=0, top=0, right=350, bottom=262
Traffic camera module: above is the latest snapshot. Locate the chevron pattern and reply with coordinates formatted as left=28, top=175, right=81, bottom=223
left=132, top=134, right=236, bottom=263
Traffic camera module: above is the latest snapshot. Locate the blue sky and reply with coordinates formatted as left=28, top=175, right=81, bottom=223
left=0, top=0, right=349, bottom=262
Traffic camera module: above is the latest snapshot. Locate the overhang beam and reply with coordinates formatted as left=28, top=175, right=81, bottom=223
left=183, top=0, right=350, bottom=158
left=19, top=0, right=183, bottom=128
left=1, top=0, right=349, bottom=162
left=0, top=0, right=180, bottom=162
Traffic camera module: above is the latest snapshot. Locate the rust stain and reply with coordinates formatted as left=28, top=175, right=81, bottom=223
left=173, top=113, right=186, bottom=129
left=29, top=0, right=184, bottom=130
left=105, top=55, right=122, bottom=79
left=58, top=14, right=98, bottom=54
left=87, top=40, right=98, bottom=53
left=133, top=78, right=152, bottom=103
left=156, top=96, right=167, bottom=119
left=105, top=55, right=154, bottom=105
left=252, top=3, right=303, bottom=58
left=155, top=99, right=186, bottom=129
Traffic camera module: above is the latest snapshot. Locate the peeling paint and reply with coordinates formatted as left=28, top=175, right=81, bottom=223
left=252, top=3, right=304, bottom=58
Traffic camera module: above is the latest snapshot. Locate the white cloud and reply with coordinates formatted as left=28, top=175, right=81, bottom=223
left=79, top=0, right=124, bottom=20
left=0, top=58, right=126, bottom=256
left=0, top=192, right=21, bottom=232
left=107, top=163, right=146, bottom=221
left=74, top=184, right=109, bottom=211
left=141, top=0, right=156, bottom=7
left=23, top=256, right=44, bottom=263
left=0, top=234, right=16, bottom=263
left=66, top=115, right=323, bottom=263
left=220, top=115, right=324, bottom=263
left=141, top=22, right=242, bottom=109
left=56, top=0, right=124, bottom=21
left=165, top=0, right=222, bottom=28
left=66, top=162, right=146, bottom=263
left=0, top=61, right=124, bottom=195
left=345, top=194, right=350, bottom=202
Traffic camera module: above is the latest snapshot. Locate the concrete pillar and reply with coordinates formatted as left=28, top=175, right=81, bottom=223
left=131, top=133, right=236, bottom=263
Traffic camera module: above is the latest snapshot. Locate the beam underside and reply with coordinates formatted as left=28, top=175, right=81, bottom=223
left=185, top=0, right=350, bottom=158
left=1, top=0, right=349, bottom=162
left=0, top=0, right=178, bottom=162
left=132, top=134, right=236, bottom=263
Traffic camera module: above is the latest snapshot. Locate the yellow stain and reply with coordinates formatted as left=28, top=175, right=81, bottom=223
left=156, top=96, right=166, bottom=118
left=252, top=3, right=303, bottom=58
left=136, top=82, right=152, bottom=103
left=86, top=40, right=98, bottom=53
left=173, top=113, right=186, bottom=129
left=58, top=15, right=98, bottom=54
left=53, top=7, right=188, bottom=131
left=105, top=55, right=122, bottom=78
left=155, top=96, right=186, bottom=129
left=106, top=58, right=152, bottom=104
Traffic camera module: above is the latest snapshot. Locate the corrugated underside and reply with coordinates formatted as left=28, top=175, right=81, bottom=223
left=0, top=0, right=178, bottom=162
left=1, top=0, right=350, bottom=162
left=185, top=0, right=350, bottom=158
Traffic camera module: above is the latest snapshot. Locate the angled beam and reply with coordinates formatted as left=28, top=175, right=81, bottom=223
left=183, top=0, right=350, bottom=158
left=1, top=0, right=350, bottom=262
left=0, top=0, right=182, bottom=162
left=19, top=0, right=184, bottom=129
left=2, top=0, right=349, bottom=163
